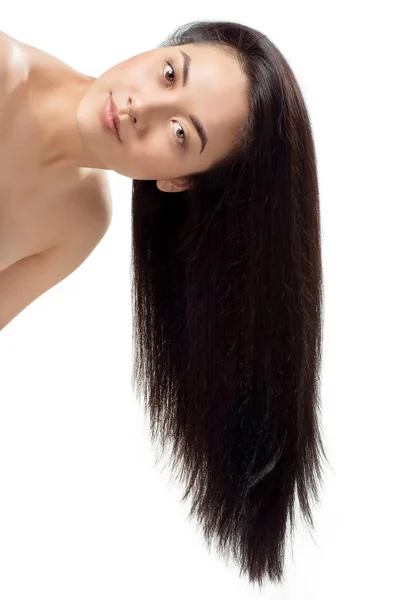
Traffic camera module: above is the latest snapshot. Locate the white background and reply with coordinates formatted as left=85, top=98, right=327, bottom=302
left=1, top=1, right=399, bottom=598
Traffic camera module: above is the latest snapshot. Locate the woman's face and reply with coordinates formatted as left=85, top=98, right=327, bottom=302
left=77, top=43, right=248, bottom=191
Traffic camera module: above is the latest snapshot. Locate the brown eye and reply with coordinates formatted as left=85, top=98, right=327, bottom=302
left=163, top=60, right=187, bottom=150
left=163, top=61, right=175, bottom=84
left=173, top=121, right=186, bottom=148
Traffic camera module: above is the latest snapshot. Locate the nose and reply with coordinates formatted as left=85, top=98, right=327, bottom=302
left=118, top=97, right=138, bottom=125
left=128, top=97, right=136, bottom=123
left=126, top=93, right=179, bottom=131
left=127, top=96, right=149, bottom=133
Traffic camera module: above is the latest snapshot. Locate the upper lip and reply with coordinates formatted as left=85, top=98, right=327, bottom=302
left=110, top=94, right=121, bottom=141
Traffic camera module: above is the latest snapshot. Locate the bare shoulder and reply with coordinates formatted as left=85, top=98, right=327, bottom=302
left=0, top=31, right=13, bottom=90
left=0, top=171, right=113, bottom=331
left=0, top=31, right=12, bottom=65
left=0, top=31, right=26, bottom=103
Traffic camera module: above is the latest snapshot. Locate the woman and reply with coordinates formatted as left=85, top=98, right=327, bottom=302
left=0, top=20, right=328, bottom=587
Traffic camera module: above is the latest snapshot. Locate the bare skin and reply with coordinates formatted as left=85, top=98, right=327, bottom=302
left=0, top=32, right=112, bottom=271
left=0, top=32, right=248, bottom=328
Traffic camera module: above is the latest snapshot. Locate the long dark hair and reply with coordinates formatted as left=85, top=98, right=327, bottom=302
left=130, top=20, right=329, bottom=588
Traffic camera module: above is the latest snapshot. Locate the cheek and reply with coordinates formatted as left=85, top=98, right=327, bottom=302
left=128, top=135, right=176, bottom=179
left=135, top=129, right=173, bottom=164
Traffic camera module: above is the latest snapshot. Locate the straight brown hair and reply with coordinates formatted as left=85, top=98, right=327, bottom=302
left=130, top=20, right=329, bottom=588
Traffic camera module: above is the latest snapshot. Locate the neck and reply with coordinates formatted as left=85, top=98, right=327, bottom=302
left=26, top=58, right=105, bottom=172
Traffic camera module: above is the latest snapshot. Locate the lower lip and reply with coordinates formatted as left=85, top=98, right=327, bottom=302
left=102, top=95, right=120, bottom=141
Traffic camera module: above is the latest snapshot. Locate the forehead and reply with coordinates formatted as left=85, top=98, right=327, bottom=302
left=155, top=43, right=249, bottom=163
left=156, top=42, right=247, bottom=101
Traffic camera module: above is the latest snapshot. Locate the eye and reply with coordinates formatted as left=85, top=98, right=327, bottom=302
left=163, top=60, right=187, bottom=150
left=172, top=122, right=186, bottom=149
left=163, top=61, right=175, bottom=85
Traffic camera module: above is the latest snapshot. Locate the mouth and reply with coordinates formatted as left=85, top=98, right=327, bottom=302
left=103, top=93, right=121, bottom=142
left=110, top=94, right=121, bottom=142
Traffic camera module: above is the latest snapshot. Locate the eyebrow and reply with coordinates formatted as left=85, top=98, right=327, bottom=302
left=180, top=50, right=208, bottom=155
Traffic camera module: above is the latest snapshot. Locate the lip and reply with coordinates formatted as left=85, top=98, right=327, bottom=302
left=102, top=93, right=122, bottom=142
left=110, top=94, right=121, bottom=137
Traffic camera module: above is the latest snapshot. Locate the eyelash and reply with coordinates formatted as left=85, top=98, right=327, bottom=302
left=163, top=60, right=188, bottom=151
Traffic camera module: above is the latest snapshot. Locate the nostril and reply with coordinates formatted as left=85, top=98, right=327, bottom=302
left=128, top=97, right=136, bottom=123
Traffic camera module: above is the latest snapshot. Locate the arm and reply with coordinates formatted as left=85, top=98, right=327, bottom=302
left=0, top=191, right=111, bottom=332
